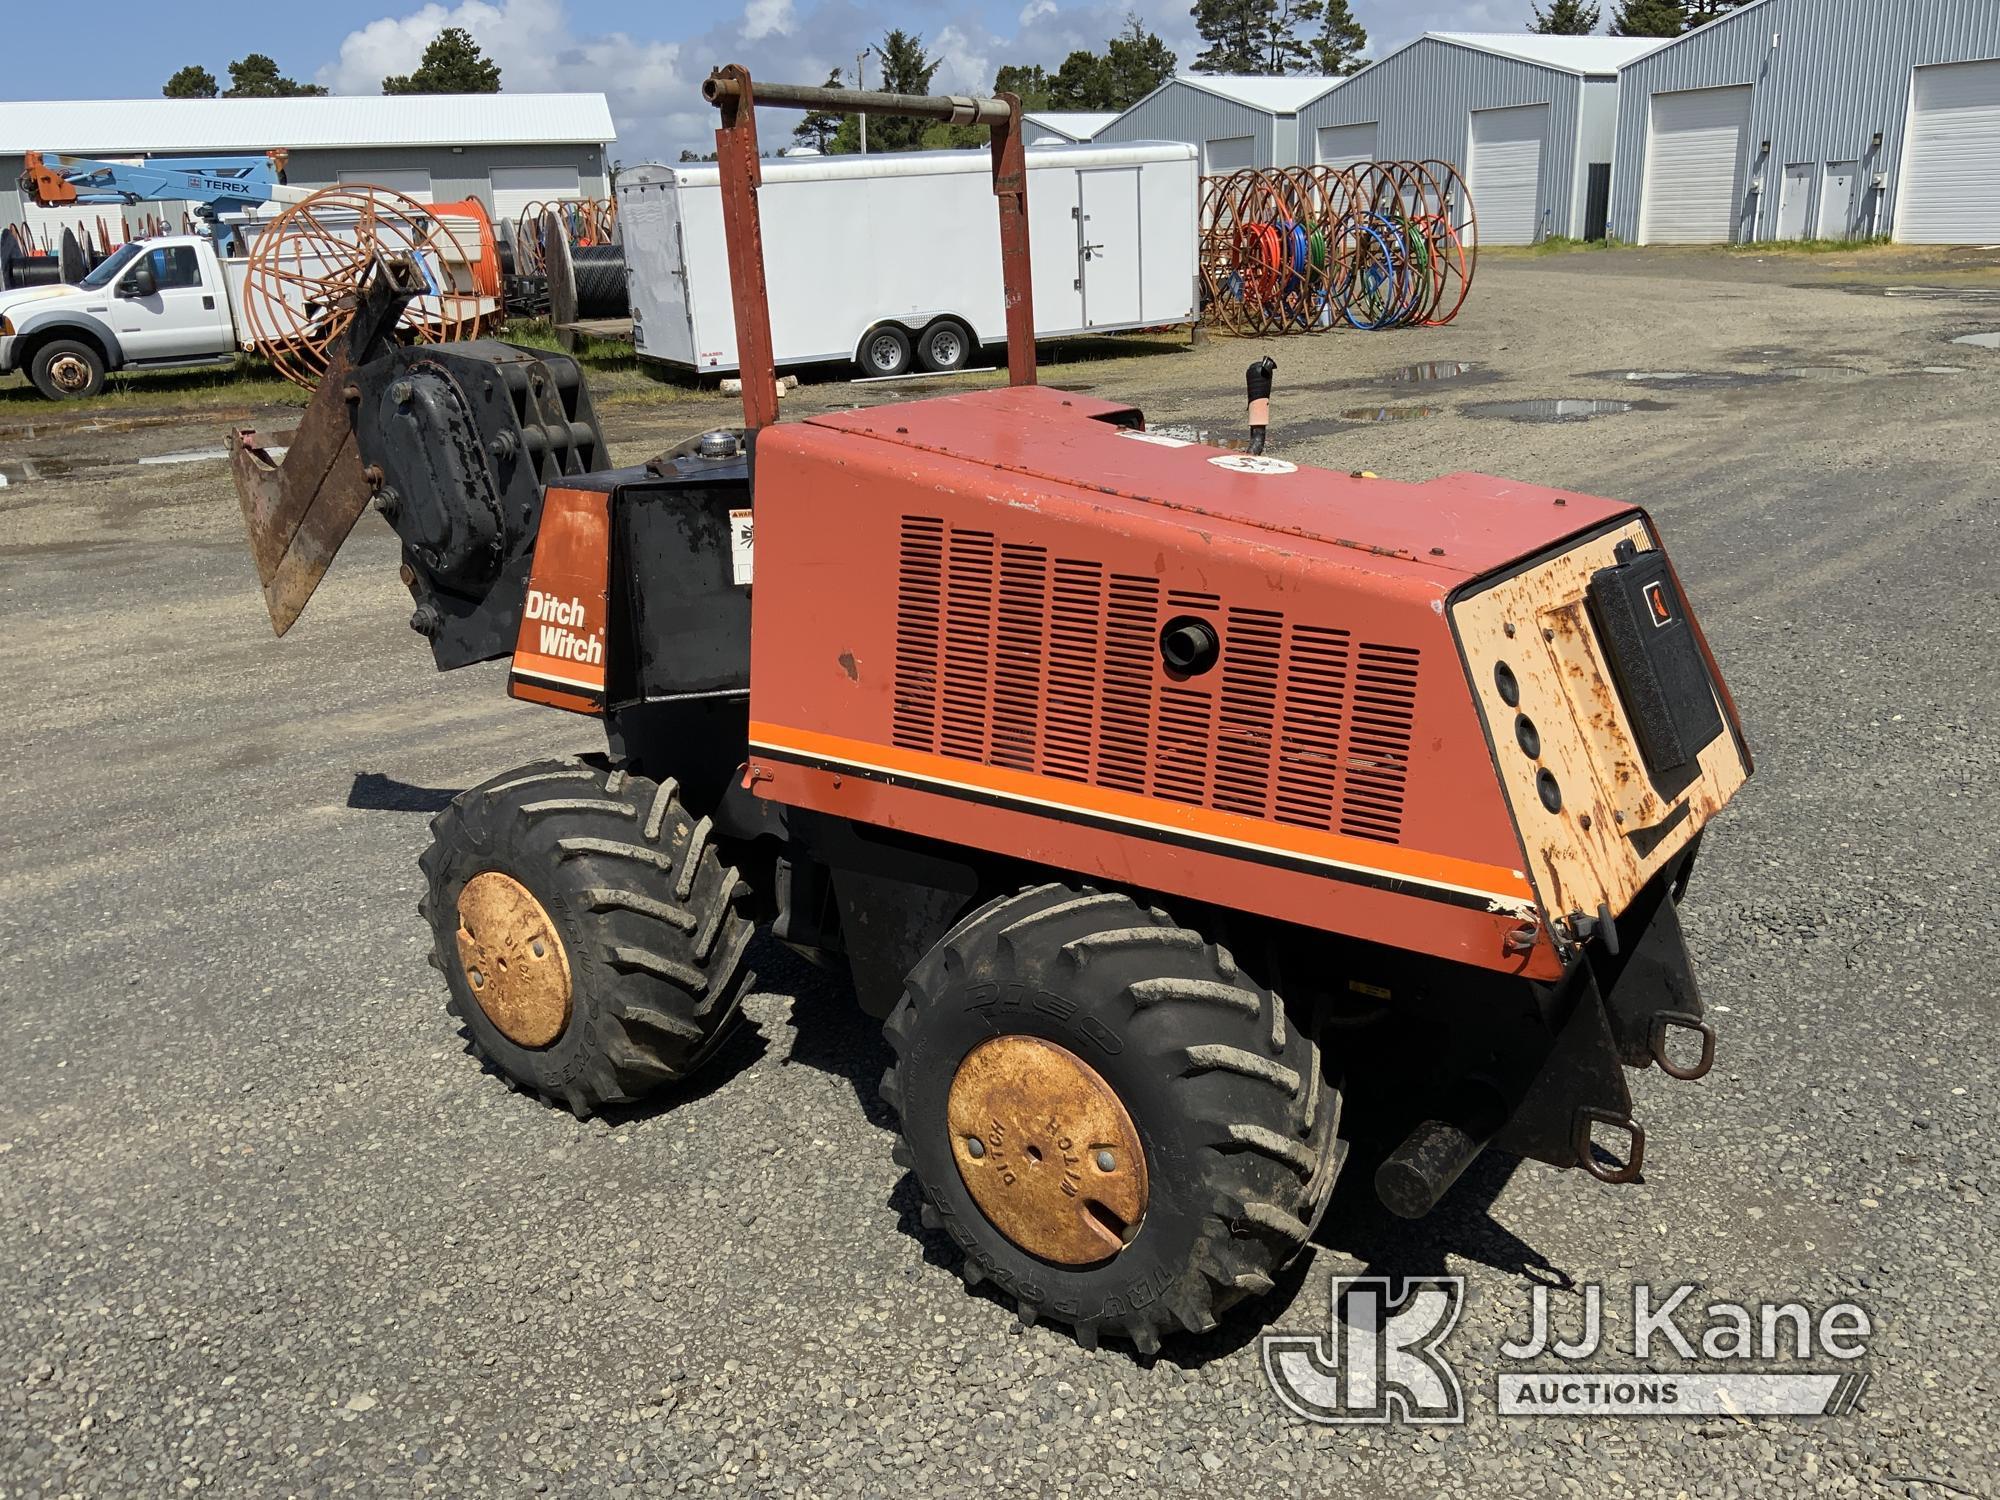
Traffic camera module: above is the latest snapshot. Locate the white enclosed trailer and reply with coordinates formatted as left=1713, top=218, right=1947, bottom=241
left=618, top=141, right=1198, bottom=376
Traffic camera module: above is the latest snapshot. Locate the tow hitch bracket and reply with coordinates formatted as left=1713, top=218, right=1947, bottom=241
left=1649, top=1010, right=1716, bottom=1081
left=1573, top=1106, right=1645, bottom=1185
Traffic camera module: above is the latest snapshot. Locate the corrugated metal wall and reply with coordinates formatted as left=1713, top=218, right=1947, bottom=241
left=1093, top=83, right=1277, bottom=169
left=0, top=144, right=607, bottom=246
left=1298, top=39, right=1590, bottom=238
left=1609, top=0, right=2000, bottom=242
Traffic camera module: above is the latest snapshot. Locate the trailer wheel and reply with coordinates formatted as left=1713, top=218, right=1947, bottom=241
left=880, top=883, right=1341, bottom=1353
left=859, top=323, right=913, bottom=378
left=30, top=338, right=105, bottom=400
left=916, top=318, right=974, bottom=373
left=418, top=757, right=755, bottom=1117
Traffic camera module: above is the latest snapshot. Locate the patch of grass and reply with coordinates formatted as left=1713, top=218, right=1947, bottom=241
left=1727, top=234, right=1893, bottom=255
left=0, top=358, right=301, bottom=417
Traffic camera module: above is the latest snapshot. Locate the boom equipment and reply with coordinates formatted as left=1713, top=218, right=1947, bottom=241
left=229, top=68, right=1751, bottom=1355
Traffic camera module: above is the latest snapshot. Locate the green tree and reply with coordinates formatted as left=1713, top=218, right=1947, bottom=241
left=381, top=27, right=502, bottom=94
left=162, top=64, right=218, bottom=99
left=1048, top=49, right=1114, bottom=108
left=994, top=62, right=1054, bottom=110
left=1610, top=0, right=1682, bottom=35
left=1681, top=0, right=1752, bottom=24
left=1102, top=14, right=1177, bottom=103
left=869, top=29, right=940, bottom=151
left=791, top=67, right=845, bottom=150
left=1190, top=0, right=1264, bottom=72
left=224, top=53, right=328, bottom=98
left=1531, top=0, right=1601, bottom=31
left=1311, top=0, right=1369, bottom=74
left=1193, top=0, right=1330, bottom=75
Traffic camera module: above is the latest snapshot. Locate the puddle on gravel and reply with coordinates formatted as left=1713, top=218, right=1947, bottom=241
left=1338, top=405, right=1440, bottom=422
left=0, top=444, right=260, bottom=486
left=1768, top=364, right=1866, bottom=377
left=1834, top=284, right=2000, bottom=303
left=1463, top=398, right=1643, bottom=423
left=1583, top=369, right=1786, bottom=388
left=1383, top=361, right=1477, bottom=383
left=1951, top=331, right=2000, bottom=348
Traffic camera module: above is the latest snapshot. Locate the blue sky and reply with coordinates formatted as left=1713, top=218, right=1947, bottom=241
left=1, top=0, right=1531, bottom=162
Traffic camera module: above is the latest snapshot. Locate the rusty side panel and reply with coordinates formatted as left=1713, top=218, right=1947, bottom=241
left=1451, top=517, right=1750, bottom=936
left=747, top=416, right=1566, bottom=979
left=507, top=486, right=610, bottom=716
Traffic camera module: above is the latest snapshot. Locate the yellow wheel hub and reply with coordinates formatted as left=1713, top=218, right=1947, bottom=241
left=946, top=1035, right=1148, bottom=1266
left=455, top=872, right=572, bottom=1048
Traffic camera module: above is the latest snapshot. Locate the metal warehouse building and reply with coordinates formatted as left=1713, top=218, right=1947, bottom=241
left=0, top=93, right=614, bottom=241
left=1609, top=0, right=2000, bottom=243
left=1301, top=33, right=1661, bottom=244
left=1093, top=74, right=1343, bottom=173
left=1023, top=110, right=1120, bottom=143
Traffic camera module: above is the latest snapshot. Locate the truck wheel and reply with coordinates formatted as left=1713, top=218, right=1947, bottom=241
left=418, top=757, right=755, bottom=1117
left=880, top=883, right=1341, bottom=1353
left=859, top=323, right=912, bottom=378
left=916, top=318, right=974, bottom=373
left=30, top=339, right=105, bottom=400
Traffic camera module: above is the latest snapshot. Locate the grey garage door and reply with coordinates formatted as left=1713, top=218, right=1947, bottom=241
left=1316, top=121, right=1377, bottom=170
left=1469, top=104, right=1548, bottom=246
left=1897, top=59, right=2000, bottom=244
left=1639, top=86, right=1750, bottom=244
left=1204, top=134, right=1256, bottom=174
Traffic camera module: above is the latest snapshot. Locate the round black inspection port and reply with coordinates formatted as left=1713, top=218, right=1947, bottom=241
left=1160, top=616, right=1220, bottom=676
left=1494, top=661, right=1520, bottom=707
left=1537, top=769, right=1563, bottom=813
left=1516, top=714, right=1540, bottom=758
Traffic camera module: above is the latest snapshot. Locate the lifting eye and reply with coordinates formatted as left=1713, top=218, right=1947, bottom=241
left=1159, top=616, right=1220, bottom=676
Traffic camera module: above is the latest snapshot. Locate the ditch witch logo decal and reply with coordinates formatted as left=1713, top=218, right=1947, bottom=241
left=1264, top=1276, right=1874, bottom=1424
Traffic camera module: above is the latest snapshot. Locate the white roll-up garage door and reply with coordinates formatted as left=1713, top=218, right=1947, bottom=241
left=1896, top=59, right=2000, bottom=244
left=1316, top=121, right=1377, bottom=169
left=1204, top=135, right=1255, bottom=174
left=491, top=165, right=584, bottom=226
left=1468, top=104, right=1548, bottom=246
left=1639, top=85, right=1750, bottom=244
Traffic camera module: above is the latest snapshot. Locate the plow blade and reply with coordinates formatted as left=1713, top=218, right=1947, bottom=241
left=229, top=348, right=373, bottom=636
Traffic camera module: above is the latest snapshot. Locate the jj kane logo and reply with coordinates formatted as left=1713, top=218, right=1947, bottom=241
left=1263, top=1276, right=1875, bottom=1425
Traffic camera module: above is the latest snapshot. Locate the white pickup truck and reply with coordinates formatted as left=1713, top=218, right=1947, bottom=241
left=0, top=236, right=246, bottom=399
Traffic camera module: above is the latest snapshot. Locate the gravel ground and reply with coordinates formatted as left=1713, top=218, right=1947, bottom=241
left=2, top=244, right=1996, bottom=1498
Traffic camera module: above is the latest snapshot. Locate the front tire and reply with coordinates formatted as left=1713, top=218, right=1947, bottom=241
left=30, top=338, right=105, bottom=400
left=418, top=757, right=755, bottom=1116
left=881, top=883, right=1342, bottom=1352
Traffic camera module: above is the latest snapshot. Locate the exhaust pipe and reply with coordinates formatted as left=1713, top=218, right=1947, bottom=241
left=1245, top=356, right=1275, bottom=455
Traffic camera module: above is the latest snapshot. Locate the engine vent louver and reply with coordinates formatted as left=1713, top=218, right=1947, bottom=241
left=891, top=517, right=1416, bottom=843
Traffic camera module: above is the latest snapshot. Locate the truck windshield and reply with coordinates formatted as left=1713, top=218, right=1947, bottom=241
left=77, top=243, right=143, bottom=291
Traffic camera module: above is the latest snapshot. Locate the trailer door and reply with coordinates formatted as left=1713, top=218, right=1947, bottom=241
left=1078, top=167, right=1142, bottom=329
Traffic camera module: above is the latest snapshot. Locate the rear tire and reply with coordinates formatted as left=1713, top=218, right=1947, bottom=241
left=419, top=756, right=755, bottom=1116
left=858, top=323, right=913, bottom=378
left=880, top=882, right=1342, bottom=1353
left=915, top=317, right=974, bottom=373
left=30, top=338, right=105, bottom=400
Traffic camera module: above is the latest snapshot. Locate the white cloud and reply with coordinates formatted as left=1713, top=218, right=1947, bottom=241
left=316, top=0, right=1513, bottom=163
left=743, top=0, right=797, bottom=42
